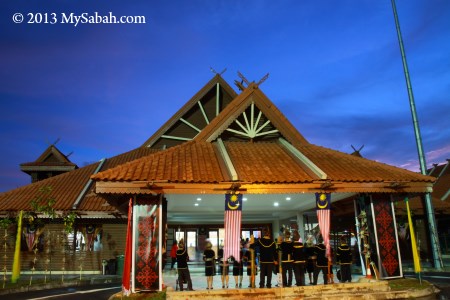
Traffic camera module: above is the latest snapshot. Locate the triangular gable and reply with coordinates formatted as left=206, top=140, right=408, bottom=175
left=22, top=144, right=75, bottom=166
left=1, top=146, right=160, bottom=213
left=142, top=74, right=238, bottom=149
left=194, top=83, right=309, bottom=145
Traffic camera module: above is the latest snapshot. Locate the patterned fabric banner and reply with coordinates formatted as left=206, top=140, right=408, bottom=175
left=224, top=193, right=242, bottom=261
left=371, top=195, right=402, bottom=278
left=134, top=200, right=161, bottom=291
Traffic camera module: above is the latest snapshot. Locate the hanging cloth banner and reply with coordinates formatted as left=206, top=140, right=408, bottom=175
left=23, top=223, right=43, bottom=252
left=122, top=198, right=133, bottom=296
left=224, top=193, right=242, bottom=262
left=315, top=193, right=331, bottom=259
left=371, top=194, right=402, bottom=278
left=133, top=198, right=162, bottom=291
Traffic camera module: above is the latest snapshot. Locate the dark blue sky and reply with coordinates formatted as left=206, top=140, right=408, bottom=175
left=1, top=0, right=449, bottom=192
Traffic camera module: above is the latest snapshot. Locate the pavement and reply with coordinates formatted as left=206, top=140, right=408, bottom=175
left=163, top=264, right=337, bottom=290
left=161, top=265, right=441, bottom=299
left=0, top=263, right=448, bottom=299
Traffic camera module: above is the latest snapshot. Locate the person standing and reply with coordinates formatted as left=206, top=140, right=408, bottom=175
left=313, top=237, right=328, bottom=285
left=257, top=228, right=277, bottom=288
left=170, top=240, right=178, bottom=270
left=305, top=236, right=315, bottom=285
left=336, top=237, right=352, bottom=283
left=203, top=241, right=216, bottom=289
left=279, top=230, right=294, bottom=287
left=219, top=250, right=230, bottom=288
left=217, top=244, right=224, bottom=275
left=244, top=236, right=257, bottom=288
left=292, top=231, right=307, bottom=286
left=176, top=239, right=193, bottom=291
left=232, top=244, right=244, bottom=288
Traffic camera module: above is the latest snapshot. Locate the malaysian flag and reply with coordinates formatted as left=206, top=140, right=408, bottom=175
left=224, top=193, right=242, bottom=261
left=315, top=193, right=331, bottom=259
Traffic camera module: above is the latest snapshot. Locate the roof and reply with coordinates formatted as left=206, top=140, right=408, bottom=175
left=395, top=160, right=450, bottom=215
left=92, top=139, right=434, bottom=194
left=92, top=83, right=434, bottom=195
left=428, top=160, right=450, bottom=201
left=0, top=146, right=160, bottom=214
left=0, top=75, right=238, bottom=215
left=20, top=144, right=77, bottom=173
left=141, top=74, right=238, bottom=149
left=195, top=83, right=309, bottom=145
left=0, top=75, right=438, bottom=217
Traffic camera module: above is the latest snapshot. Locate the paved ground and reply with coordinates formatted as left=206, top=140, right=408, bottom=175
left=162, top=264, right=358, bottom=291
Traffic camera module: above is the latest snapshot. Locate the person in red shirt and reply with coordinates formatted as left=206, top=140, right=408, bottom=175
left=170, top=240, right=178, bottom=270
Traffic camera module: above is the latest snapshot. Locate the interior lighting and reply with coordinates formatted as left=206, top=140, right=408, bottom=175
left=274, top=202, right=279, bottom=207
left=196, top=198, right=202, bottom=201
left=194, top=203, right=199, bottom=206
left=286, top=197, right=291, bottom=201
left=243, top=197, right=247, bottom=201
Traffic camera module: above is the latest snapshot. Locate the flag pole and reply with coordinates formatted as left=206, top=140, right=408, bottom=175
left=405, top=197, right=421, bottom=283
left=11, top=211, right=23, bottom=283
left=390, top=0, right=442, bottom=269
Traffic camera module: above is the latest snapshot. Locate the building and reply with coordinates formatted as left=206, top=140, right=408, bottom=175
left=0, top=74, right=442, bottom=289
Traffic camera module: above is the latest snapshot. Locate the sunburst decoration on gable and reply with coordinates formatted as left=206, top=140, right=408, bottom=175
left=224, top=102, right=280, bottom=141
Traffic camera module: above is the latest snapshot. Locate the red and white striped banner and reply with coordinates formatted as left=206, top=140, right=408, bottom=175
left=224, top=193, right=242, bottom=261
left=316, top=193, right=331, bottom=259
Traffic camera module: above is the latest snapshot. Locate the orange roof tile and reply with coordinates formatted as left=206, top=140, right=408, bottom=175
left=92, top=141, right=226, bottom=183
left=0, top=147, right=159, bottom=213
left=297, top=143, right=435, bottom=183
left=0, top=163, right=99, bottom=211
left=92, top=140, right=434, bottom=192
left=225, top=141, right=316, bottom=183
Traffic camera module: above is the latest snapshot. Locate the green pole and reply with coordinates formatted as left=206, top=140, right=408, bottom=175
left=390, top=0, right=443, bottom=269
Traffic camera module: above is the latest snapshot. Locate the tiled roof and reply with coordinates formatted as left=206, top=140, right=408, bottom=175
left=91, top=140, right=435, bottom=190
left=225, top=141, right=315, bottom=183
left=90, top=80, right=434, bottom=190
left=0, top=147, right=159, bottom=213
left=296, top=143, right=435, bottom=183
left=0, top=163, right=98, bottom=211
left=92, top=141, right=226, bottom=183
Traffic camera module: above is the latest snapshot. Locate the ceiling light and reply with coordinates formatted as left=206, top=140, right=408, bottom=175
left=196, top=198, right=202, bottom=201
left=286, top=197, right=291, bottom=201
left=274, top=202, right=279, bottom=207
left=194, top=203, right=199, bottom=206
left=243, top=197, right=247, bottom=201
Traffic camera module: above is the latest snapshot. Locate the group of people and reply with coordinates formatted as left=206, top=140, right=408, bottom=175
left=171, top=229, right=353, bottom=291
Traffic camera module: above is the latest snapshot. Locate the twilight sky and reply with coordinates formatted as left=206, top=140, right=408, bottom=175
left=1, top=0, right=449, bottom=192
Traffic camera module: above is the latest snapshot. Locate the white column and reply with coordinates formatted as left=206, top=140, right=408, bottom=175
left=272, top=219, right=280, bottom=240
left=297, top=213, right=305, bottom=242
